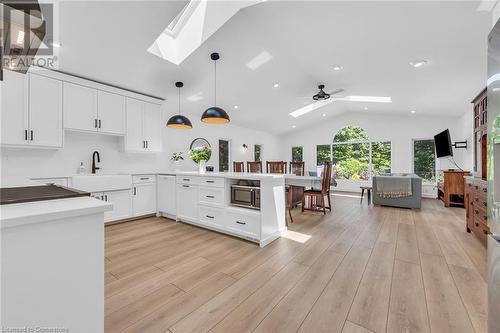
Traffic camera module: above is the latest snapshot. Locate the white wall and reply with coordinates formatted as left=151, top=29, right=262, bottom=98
left=0, top=104, right=283, bottom=182
left=281, top=111, right=473, bottom=192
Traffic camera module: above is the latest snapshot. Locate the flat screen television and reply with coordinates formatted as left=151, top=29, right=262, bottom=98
left=434, top=129, right=453, bottom=158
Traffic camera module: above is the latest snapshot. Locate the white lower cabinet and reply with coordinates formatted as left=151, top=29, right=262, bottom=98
left=158, top=175, right=176, bottom=217
left=132, top=182, right=156, bottom=217
left=91, top=190, right=132, bottom=223
left=176, top=183, right=199, bottom=222
left=198, top=205, right=225, bottom=229
left=225, top=210, right=260, bottom=240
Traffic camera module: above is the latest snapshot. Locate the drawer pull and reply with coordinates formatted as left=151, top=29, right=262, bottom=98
left=206, top=180, right=215, bottom=183
left=484, top=229, right=491, bottom=235
left=475, top=222, right=479, bottom=227
left=206, top=215, right=214, bottom=219
left=475, top=185, right=479, bottom=190
left=475, top=197, right=479, bottom=202
left=206, top=195, right=215, bottom=198
left=140, top=177, right=149, bottom=180
left=236, top=221, right=246, bottom=225
left=183, top=178, right=190, bottom=181
left=183, top=185, right=190, bottom=188
left=475, top=210, right=479, bottom=214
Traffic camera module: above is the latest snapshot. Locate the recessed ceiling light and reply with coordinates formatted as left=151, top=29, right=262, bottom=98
left=322, top=113, right=326, bottom=117
left=273, top=82, right=280, bottom=88
left=233, top=105, right=239, bottom=109
left=410, top=110, right=416, bottom=114
left=292, top=125, right=296, bottom=128
left=332, top=64, right=343, bottom=71
left=409, top=60, right=428, bottom=68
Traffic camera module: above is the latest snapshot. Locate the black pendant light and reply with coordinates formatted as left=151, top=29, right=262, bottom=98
left=201, top=52, right=230, bottom=124
left=167, top=81, right=192, bottom=129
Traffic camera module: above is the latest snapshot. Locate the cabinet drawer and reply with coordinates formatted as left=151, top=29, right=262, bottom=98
left=472, top=194, right=487, bottom=210
left=472, top=205, right=488, bottom=223
left=199, top=186, right=225, bottom=206
left=225, top=211, right=260, bottom=239
left=198, top=205, right=224, bottom=229
left=199, top=177, right=224, bottom=188
left=133, top=175, right=156, bottom=184
left=177, top=176, right=198, bottom=185
left=472, top=218, right=489, bottom=245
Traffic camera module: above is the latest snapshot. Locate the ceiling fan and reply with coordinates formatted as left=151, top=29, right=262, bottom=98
left=312, top=84, right=344, bottom=101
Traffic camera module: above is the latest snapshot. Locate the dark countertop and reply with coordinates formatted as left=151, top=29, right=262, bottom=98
left=0, top=185, right=90, bottom=205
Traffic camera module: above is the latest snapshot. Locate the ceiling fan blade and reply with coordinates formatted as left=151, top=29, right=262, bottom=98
left=327, top=88, right=344, bottom=95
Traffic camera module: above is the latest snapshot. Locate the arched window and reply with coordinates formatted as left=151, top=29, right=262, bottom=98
left=333, top=125, right=369, bottom=143
left=332, top=126, right=370, bottom=180
left=318, top=125, right=391, bottom=181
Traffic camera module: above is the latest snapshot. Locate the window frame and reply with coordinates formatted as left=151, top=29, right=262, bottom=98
left=254, top=144, right=262, bottom=162
left=291, top=146, right=304, bottom=162
left=218, top=138, right=231, bottom=172
left=412, top=138, right=436, bottom=184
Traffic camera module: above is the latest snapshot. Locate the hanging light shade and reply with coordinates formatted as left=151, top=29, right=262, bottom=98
left=167, top=81, right=192, bottom=129
left=201, top=52, right=230, bottom=124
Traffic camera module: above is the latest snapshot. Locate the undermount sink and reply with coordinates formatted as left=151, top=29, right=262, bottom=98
left=71, top=174, right=132, bottom=192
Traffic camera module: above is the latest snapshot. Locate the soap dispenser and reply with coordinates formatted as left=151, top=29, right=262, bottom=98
left=77, top=162, right=86, bottom=174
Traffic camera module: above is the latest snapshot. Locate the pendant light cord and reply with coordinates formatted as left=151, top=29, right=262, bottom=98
left=214, top=59, right=217, bottom=106
left=178, top=86, right=181, bottom=115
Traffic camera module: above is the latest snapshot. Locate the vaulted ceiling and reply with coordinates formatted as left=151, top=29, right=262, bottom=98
left=56, top=1, right=491, bottom=134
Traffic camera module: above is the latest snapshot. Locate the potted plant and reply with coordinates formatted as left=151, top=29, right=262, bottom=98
left=189, top=146, right=211, bottom=174
left=170, top=152, right=184, bottom=171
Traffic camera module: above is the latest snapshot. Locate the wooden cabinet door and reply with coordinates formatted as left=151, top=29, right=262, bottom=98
left=132, top=183, right=156, bottom=216
left=98, top=91, right=125, bottom=135
left=1, top=70, right=29, bottom=146
left=176, top=184, right=198, bottom=222
left=158, top=175, right=176, bottom=216
left=63, top=82, right=98, bottom=132
left=143, top=102, right=162, bottom=152
left=29, top=74, right=63, bottom=147
left=125, top=98, right=144, bottom=151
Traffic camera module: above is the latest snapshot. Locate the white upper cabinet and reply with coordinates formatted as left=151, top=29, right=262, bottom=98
left=143, top=103, right=162, bottom=152
left=29, top=74, right=63, bottom=147
left=63, top=82, right=125, bottom=136
left=98, top=91, right=125, bottom=135
left=1, top=70, right=28, bottom=146
left=125, top=97, right=162, bottom=152
left=1, top=72, right=62, bottom=148
left=63, top=82, right=98, bottom=132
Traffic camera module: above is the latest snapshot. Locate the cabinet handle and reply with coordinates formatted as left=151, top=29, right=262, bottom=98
left=94, top=119, right=98, bottom=128
left=183, top=179, right=190, bottom=181
left=206, top=215, right=214, bottom=219
left=24, top=129, right=28, bottom=141
left=236, top=221, right=246, bottom=225
left=140, top=177, right=149, bottom=180
left=98, top=119, right=101, bottom=128
left=183, top=185, right=190, bottom=188
left=30, top=130, right=33, bottom=141
left=105, top=195, right=108, bottom=201
left=206, top=180, right=215, bottom=183
left=133, top=187, right=136, bottom=195
left=484, top=215, right=488, bottom=220
left=146, top=141, right=149, bottom=148
left=475, top=222, right=479, bottom=227
left=206, top=195, right=215, bottom=198
left=475, top=197, right=479, bottom=202
left=475, top=209, right=479, bottom=214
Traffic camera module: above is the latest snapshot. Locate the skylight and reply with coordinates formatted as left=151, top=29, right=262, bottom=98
left=246, top=51, right=273, bottom=70
left=148, top=0, right=261, bottom=65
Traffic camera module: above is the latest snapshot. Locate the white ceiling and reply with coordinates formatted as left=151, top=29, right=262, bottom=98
left=56, top=1, right=491, bottom=134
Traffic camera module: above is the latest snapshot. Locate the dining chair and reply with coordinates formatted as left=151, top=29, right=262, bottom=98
left=233, top=161, right=244, bottom=172
left=289, top=161, right=305, bottom=176
left=247, top=161, right=262, bottom=173
left=266, top=161, right=287, bottom=174
left=302, top=162, right=332, bottom=214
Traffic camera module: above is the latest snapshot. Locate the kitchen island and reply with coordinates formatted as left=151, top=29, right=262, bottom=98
left=1, top=194, right=112, bottom=332
left=158, top=171, right=288, bottom=247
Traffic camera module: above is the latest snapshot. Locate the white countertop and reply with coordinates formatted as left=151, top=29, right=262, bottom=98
left=0, top=197, right=112, bottom=229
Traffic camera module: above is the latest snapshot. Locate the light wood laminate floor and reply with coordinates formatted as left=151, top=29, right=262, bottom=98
left=105, top=194, right=487, bottom=333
